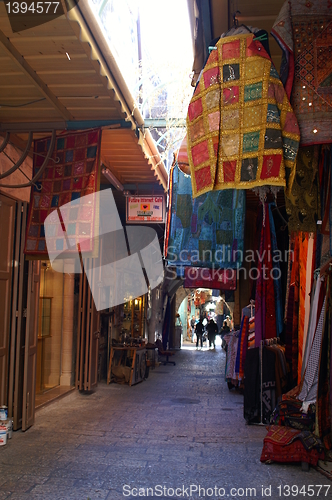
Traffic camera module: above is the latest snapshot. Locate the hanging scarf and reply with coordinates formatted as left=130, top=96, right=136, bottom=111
left=269, top=203, right=284, bottom=336
left=255, top=204, right=277, bottom=347
left=285, top=146, right=320, bottom=232
left=316, top=279, right=331, bottom=449
left=298, top=232, right=310, bottom=383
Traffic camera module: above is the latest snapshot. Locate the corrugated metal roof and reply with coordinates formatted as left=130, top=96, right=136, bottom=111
left=0, top=1, right=167, bottom=192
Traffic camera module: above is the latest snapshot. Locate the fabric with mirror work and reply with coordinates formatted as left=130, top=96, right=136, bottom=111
left=285, top=146, right=320, bottom=232
left=272, top=0, right=332, bottom=146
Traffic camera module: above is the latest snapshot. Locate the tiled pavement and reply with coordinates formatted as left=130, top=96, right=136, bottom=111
left=0, top=345, right=330, bottom=499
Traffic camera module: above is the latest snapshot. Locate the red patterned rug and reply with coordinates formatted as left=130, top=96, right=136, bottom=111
left=25, top=129, right=101, bottom=258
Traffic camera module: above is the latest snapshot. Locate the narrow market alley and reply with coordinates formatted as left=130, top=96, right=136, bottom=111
left=0, top=347, right=326, bottom=500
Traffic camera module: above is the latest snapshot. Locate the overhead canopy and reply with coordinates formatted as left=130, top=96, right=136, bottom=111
left=0, top=1, right=167, bottom=191
left=100, top=129, right=165, bottom=188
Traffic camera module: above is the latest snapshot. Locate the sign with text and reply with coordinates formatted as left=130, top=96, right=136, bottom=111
left=126, top=196, right=165, bottom=223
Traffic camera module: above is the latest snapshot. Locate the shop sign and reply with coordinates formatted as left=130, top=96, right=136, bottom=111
left=126, top=195, right=165, bottom=223
left=184, top=267, right=237, bottom=290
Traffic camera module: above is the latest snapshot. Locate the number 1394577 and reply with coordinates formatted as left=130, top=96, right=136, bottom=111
left=277, top=485, right=330, bottom=496
left=5, top=2, right=60, bottom=14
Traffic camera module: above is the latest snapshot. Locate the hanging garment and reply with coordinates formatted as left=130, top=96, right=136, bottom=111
left=285, top=146, right=320, bottom=232
left=186, top=32, right=300, bottom=197
left=244, top=346, right=277, bottom=424
left=321, top=147, right=332, bottom=230
left=298, top=232, right=316, bottom=383
left=284, top=233, right=300, bottom=383
left=164, top=162, right=245, bottom=268
left=269, top=204, right=284, bottom=336
left=236, top=315, right=249, bottom=380
left=262, top=347, right=277, bottom=423
left=266, top=344, right=288, bottom=402
left=303, top=234, right=316, bottom=362
left=248, top=316, right=255, bottom=349
left=244, top=347, right=261, bottom=423
left=316, top=288, right=331, bottom=449
left=255, top=204, right=277, bottom=346
left=225, top=331, right=240, bottom=382
left=272, top=0, right=332, bottom=146
left=319, top=147, right=332, bottom=269
left=298, top=297, right=326, bottom=403
left=279, top=279, right=330, bottom=445
left=301, top=276, right=324, bottom=376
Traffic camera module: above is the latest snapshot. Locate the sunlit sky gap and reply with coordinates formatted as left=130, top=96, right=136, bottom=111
left=89, top=0, right=193, bottom=111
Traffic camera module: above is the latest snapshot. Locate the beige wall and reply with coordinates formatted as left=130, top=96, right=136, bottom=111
left=39, top=263, right=64, bottom=389
left=0, top=143, right=32, bottom=202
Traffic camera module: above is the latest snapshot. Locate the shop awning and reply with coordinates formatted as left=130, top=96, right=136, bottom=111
left=0, top=1, right=167, bottom=191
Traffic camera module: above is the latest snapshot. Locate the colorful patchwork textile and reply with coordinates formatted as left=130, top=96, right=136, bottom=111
left=272, top=0, right=332, bottom=146
left=25, top=130, right=101, bottom=257
left=177, top=135, right=190, bottom=175
left=186, top=33, right=300, bottom=197
left=164, top=162, right=245, bottom=268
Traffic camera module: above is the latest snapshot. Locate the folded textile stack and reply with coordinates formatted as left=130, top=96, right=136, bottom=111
left=260, top=425, right=325, bottom=466
left=270, top=398, right=316, bottom=432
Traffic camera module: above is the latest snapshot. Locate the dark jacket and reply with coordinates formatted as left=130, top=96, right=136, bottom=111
left=206, top=321, right=218, bottom=335
left=195, top=321, right=204, bottom=335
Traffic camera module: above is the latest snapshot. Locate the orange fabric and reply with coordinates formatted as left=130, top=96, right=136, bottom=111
left=291, top=234, right=300, bottom=383
left=298, top=232, right=308, bottom=383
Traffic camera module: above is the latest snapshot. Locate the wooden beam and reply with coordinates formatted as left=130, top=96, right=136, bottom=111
left=0, top=29, right=74, bottom=121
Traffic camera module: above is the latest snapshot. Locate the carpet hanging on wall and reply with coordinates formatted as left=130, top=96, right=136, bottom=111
left=25, top=129, right=101, bottom=258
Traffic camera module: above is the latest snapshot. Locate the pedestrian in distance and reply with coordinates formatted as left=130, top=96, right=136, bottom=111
left=190, top=315, right=196, bottom=343
left=206, top=318, right=218, bottom=349
left=195, top=317, right=204, bottom=349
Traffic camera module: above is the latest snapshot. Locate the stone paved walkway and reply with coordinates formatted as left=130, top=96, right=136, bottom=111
left=0, top=345, right=330, bottom=499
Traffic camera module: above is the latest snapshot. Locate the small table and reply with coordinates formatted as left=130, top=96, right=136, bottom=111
left=107, top=346, right=146, bottom=386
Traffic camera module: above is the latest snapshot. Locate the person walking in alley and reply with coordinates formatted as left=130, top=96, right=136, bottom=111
left=195, top=317, right=204, bottom=349
left=206, top=318, right=218, bottom=349
left=190, top=315, right=196, bottom=343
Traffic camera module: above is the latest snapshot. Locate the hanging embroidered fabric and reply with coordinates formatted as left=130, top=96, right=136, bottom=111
left=272, top=0, right=332, bottom=146
left=164, top=161, right=246, bottom=269
left=186, top=32, right=300, bottom=198
left=285, top=146, right=320, bottom=232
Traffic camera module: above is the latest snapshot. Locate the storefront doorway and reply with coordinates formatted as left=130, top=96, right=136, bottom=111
left=35, top=260, right=75, bottom=408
